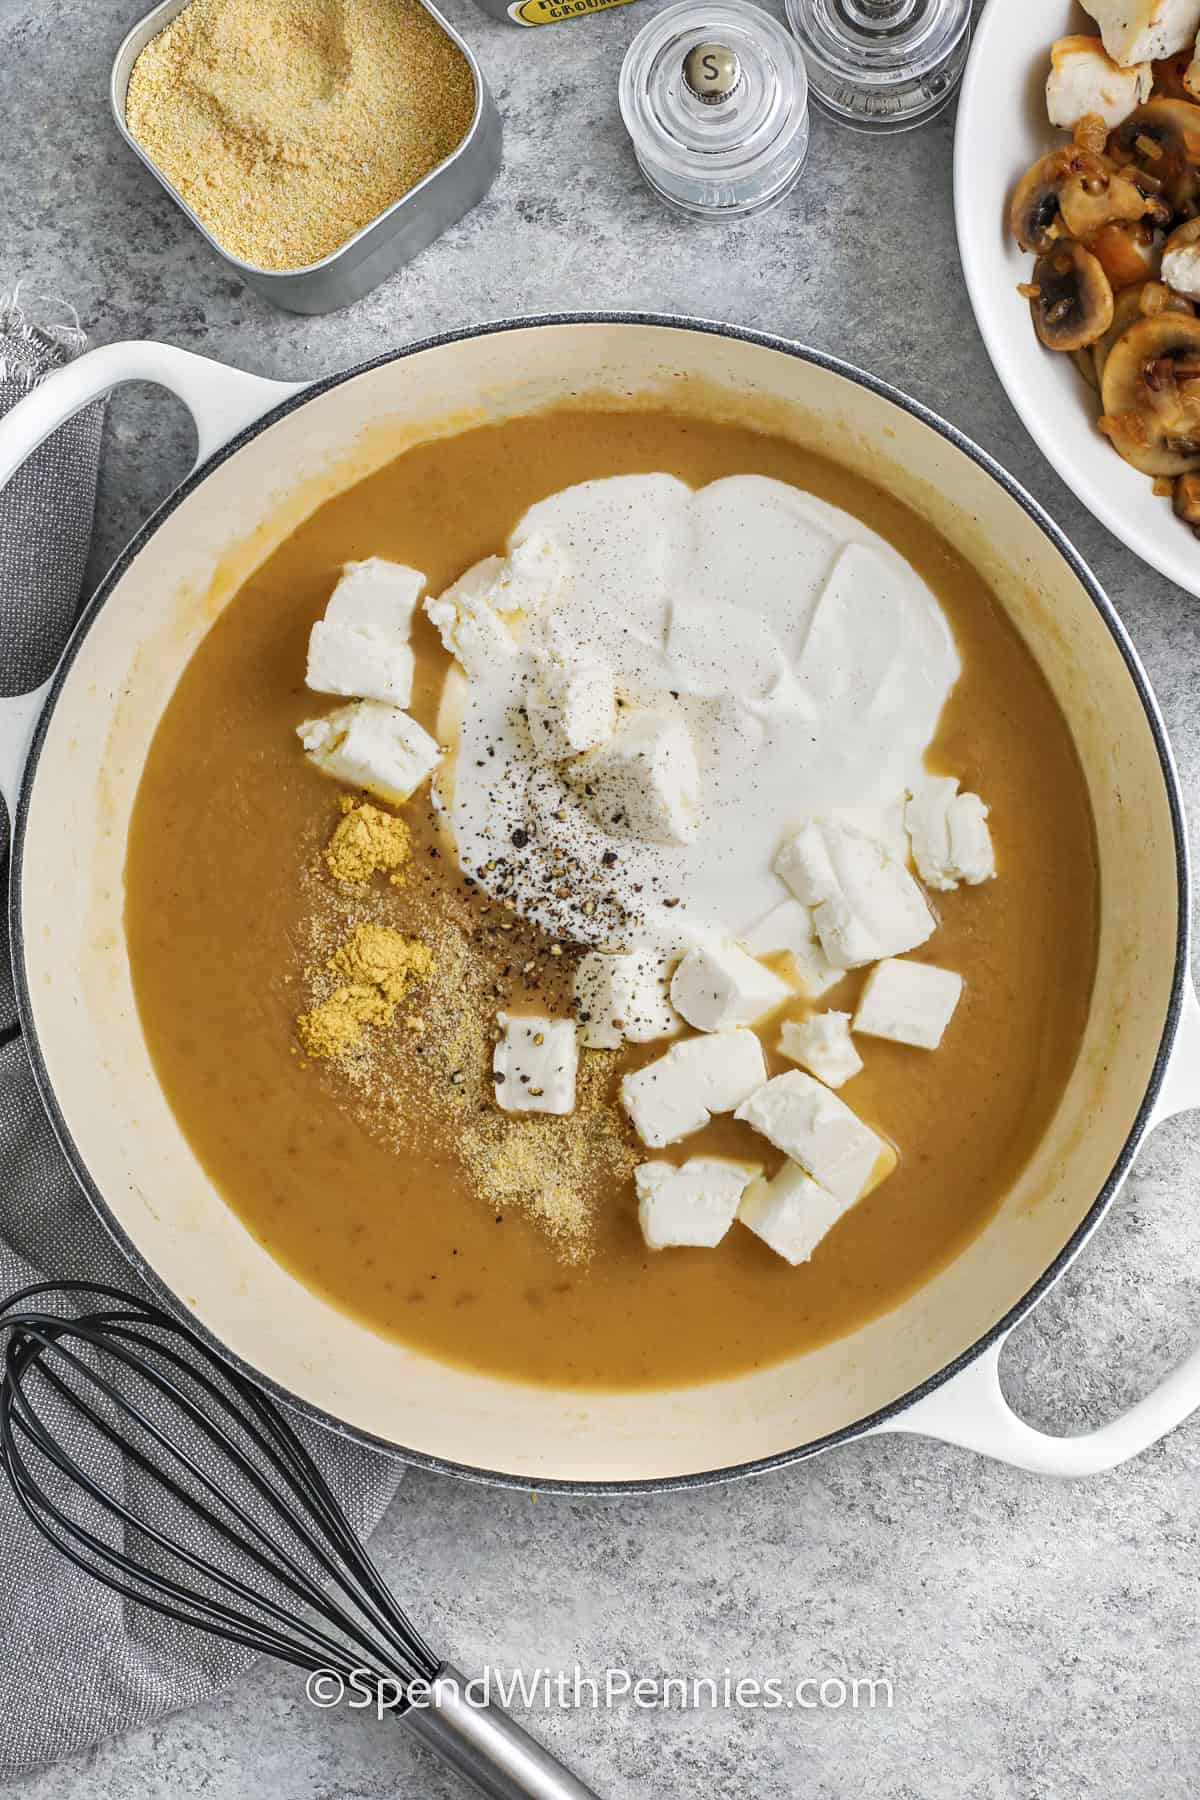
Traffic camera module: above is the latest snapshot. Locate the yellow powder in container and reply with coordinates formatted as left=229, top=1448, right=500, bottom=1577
left=298, top=922, right=433, bottom=1058
left=324, top=797, right=412, bottom=885
left=125, top=0, right=476, bottom=271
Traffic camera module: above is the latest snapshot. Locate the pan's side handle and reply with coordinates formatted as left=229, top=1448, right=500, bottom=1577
left=870, top=978, right=1200, bottom=1477
left=0, top=340, right=306, bottom=820
left=0, top=681, right=53, bottom=827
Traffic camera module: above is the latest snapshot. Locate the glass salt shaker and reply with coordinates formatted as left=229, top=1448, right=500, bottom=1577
left=620, top=0, right=810, bottom=220
left=784, top=0, right=970, bottom=132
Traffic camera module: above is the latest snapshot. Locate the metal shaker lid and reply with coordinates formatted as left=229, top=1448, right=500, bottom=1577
left=682, top=41, right=744, bottom=103
left=619, top=0, right=810, bottom=219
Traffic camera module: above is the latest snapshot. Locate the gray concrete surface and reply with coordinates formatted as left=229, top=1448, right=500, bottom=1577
left=4, top=0, right=1200, bottom=1794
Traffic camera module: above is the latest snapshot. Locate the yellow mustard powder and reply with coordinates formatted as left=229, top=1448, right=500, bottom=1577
left=296, top=983, right=390, bottom=1059
left=297, top=923, right=433, bottom=1059
left=323, top=797, right=412, bottom=885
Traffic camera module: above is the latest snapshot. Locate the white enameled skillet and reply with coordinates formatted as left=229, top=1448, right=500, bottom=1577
left=3, top=316, right=1200, bottom=1490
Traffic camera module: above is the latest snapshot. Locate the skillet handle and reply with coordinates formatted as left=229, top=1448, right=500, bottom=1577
left=0, top=339, right=306, bottom=819
left=869, top=1334, right=1200, bottom=1478
left=870, top=978, right=1200, bottom=1478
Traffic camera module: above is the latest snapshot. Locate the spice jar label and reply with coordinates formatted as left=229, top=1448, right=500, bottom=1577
left=507, top=0, right=638, bottom=23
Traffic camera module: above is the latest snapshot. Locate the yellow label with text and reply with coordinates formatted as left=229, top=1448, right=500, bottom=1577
left=508, top=0, right=637, bottom=23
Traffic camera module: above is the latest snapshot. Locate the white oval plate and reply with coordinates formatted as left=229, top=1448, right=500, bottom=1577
left=954, top=0, right=1200, bottom=596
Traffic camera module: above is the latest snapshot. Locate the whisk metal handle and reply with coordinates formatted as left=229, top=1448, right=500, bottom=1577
left=407, top=1666, right=602, bottom=1800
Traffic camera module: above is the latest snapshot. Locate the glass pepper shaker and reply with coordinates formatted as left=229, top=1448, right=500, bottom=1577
left=784, top=0, right=971, bottom=132
left=620, top=0, right=811, bottom=220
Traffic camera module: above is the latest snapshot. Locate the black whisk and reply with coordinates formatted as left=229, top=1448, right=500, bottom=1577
left=0, top=1280, right=599, bottom=1800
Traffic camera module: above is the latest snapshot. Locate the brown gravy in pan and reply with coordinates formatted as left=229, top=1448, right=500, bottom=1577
left=124, top=409, right=1098, bottom=1390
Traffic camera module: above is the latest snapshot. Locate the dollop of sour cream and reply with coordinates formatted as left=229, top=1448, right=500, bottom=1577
left=433, top=474, right=961, bottom=954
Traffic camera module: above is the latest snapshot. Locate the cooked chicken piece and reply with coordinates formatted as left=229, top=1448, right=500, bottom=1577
left=1185, top=30, right=1200, bottom=95
left=1047, top=37, right=1152, bottom=132
left=1162, top=215, right=1200, bottom=295
left=1080, top=0, right=1200, bottom=68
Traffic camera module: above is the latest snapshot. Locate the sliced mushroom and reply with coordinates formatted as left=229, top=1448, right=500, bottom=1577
left=1010, top=145, right=1158, bottom=253
left=1070, top=347, right=1101, bottom=390
left=1138, top=278, right=1193, bottom=314
left=1110, top=98, right=1200, bottom=169
left=1173, top=471, right=1200, bottom=526
left=1093, top=281, right=1194, bottom=385
left=1111, top=97, right=1200, bottom=214
left=1060, top=159, right=1159, bottom=240
left=1098, top=313, right=1200, bottom=473
left=1093, top=286, right=1149, bottom=386
left=1011, top=149, right=1075, bottom=253
left=1030, top=241, right=1114, bottom=351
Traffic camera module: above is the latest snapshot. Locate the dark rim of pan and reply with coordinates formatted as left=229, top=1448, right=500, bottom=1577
left=7, top=312, right=1190, bottom=1495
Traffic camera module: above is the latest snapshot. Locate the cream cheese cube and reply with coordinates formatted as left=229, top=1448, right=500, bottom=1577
left=734, top=1070, right=892, bottom=1204
left=564, top=710, right=701, bottom=846
left=306, top=623, right=415, bottom=707
left=906, top=776, right=995, bottom=891
left=743, top=900, right=843, bottom=999
left=1046, top=35, right=1152, bottom=131
left=431, top=534, right=562, bottom=663
left=1079, top=0, right=1200, bottom=65
left=853, top=958, right=963, bottom=1050
left=774, top=818, right=934, bottom=969
left=425, top=560, right=521, bottom=680
left=297, top=702, right=441, bottom=804
left=789, top=940, right=844, bottom=1000
left=636, top=1156, right=762, bottom=1250
left=743, top=899, right=813, bottom=958
left=773, top=821, right=836, bottom=906
left=306, top=559, right=424, bottom=707
left=492, top=1012, right=578, bottom=1115
left=738, top=1161, right=852, bottom=1265
left=527, top=660, right=617, bottom=761
left=670, top=940, right=791, bottom=1032
left=946, top=794, right=995, bottom=885
left=778, top=1012, right=862, bottom=1089
left=574, top=950, right=680, bottom=1049
left=620, top=1028, right=767, bottom=1149
left=325, top=559, right=425, bottom=635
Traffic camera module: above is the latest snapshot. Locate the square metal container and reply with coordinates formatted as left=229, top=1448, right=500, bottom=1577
left=111, top=0, right=502, bottom=314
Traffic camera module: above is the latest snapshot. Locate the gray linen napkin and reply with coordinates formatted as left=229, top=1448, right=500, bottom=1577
left=0, top=295, right=404, bottom=1777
